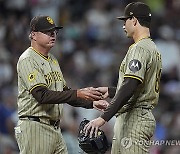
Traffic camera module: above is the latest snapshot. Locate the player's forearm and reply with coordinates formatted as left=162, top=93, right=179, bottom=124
left=108, top=87, right=116, bottom=98
left=101, top=78, right=141, bottom=121
left=31, top=86, right=77, bottom=104
left=31, top=86, right=93, bottom=108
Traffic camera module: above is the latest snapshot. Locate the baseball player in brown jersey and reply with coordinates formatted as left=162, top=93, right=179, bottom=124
left=84, top=2, right=162, bottom=154
left=14, top=15, right=108, bottom=154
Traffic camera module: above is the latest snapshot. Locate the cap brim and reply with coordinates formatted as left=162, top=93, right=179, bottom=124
left=40, top=26, right=63, bottom=32
left=55, top=26, right=63, bottom=29
left=116, top=16, right=127, bottom=20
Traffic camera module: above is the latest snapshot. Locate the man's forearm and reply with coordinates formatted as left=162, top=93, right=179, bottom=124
left=32, top=86, right=103, bottom=109
left=31, top=86, right=77, bottom=104
left=108, top=87, right=116, bottom=98
left=101, top=78, right=141, bottom=121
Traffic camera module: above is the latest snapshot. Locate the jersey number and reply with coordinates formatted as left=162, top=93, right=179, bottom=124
left=155, top=69, right=162, bottom=93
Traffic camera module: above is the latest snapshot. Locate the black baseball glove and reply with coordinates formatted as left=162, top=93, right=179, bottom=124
left=78, top=119, right=109, bottom=154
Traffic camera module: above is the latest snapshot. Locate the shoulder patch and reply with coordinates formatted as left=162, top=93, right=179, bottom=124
left=129, top=59, right=142, bottom=73
left=28, top=72, right=36, bottom=82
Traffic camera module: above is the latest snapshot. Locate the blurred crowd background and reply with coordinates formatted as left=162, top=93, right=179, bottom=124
left=0, top=0, right=180, bottom=154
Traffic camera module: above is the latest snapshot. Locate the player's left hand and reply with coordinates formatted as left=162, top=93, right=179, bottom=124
left=93, top=100, right=109, bottom=111
left=84, top=117, right=106, bottom=138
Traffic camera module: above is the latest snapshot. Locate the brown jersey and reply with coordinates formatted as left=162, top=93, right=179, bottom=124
left=17, top=47, right=66, bottom=120
left=116, top=38, right=162, bottom=113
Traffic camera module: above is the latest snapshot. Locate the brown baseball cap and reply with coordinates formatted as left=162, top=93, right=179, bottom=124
left=30, top=15, right=63, bottom=32
left=117, top=2, right=151, bottom=20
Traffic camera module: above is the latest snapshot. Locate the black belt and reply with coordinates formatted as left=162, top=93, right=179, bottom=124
left=19, top=116, right=60, bottom=129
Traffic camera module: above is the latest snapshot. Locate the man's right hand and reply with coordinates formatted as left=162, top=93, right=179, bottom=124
left=77, top=87, right=103, bottom=101
left=95, top=87, right=109, bottom=99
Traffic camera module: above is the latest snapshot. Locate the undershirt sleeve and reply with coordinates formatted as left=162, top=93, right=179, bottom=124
left=31, top=86, right=93, bottom=109
left=101, top=78, right=141, bottom=121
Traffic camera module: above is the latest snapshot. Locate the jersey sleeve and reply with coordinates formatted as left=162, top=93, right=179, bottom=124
left=124, top=45, right=150, bottom=83
left=17, top=57, right=48, bottom=92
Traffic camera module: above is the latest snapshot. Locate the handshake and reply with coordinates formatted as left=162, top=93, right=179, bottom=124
left=77, top=87, right=109, bottom=111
